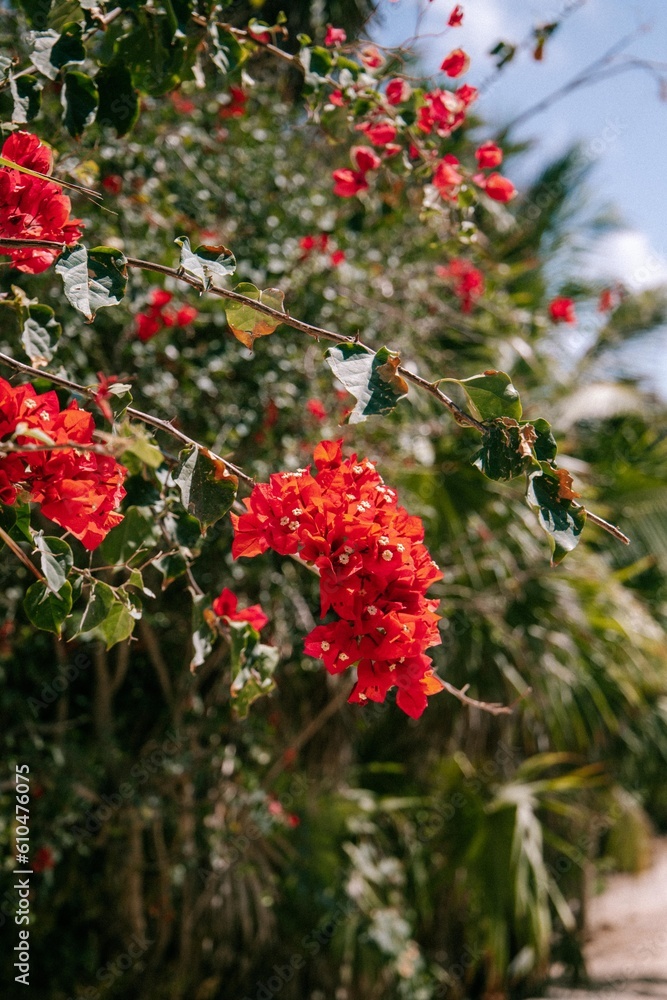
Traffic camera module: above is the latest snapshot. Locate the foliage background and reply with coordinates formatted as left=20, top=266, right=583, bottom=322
left=0, top=2, right=666, bottom=999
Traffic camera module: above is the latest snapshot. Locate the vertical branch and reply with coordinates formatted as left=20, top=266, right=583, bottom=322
left=92, top=643, right=114, bottom=738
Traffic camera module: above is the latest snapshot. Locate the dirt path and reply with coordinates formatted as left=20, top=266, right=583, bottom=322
left=548, top=839, right=667, bottom=1000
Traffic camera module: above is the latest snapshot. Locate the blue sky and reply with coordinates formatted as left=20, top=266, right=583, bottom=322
left=371, top=0, right=667, bottom=393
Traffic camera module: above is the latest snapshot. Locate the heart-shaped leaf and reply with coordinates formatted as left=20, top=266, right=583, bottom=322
left=224, top=282, right=285, bottom=350
left=325, top=343, right=409, bottom=424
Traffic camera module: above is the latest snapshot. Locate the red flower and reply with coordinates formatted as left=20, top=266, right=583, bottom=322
left=33, top=847, right=55, bottom=873
left=440, top=48, right=470, bottom=78
left=433, top=156, right=463, bottom=200
left=357, top=120, right=398, bottom=147
left=0, top=378, right=126, bottom=549
left=330, top=249, right=346, bottom=266
left=360, top=45, right=384, bottom=70
left=456, top=83, right=478, bottom=106
left=352, top=146, right=382, bottom=173
left=219, top=87, right=247, bottom=118
left=324, top=24, right=346, bottom=47
left=136, top=312, right=161, bottom=342
left=176, top=305, right=198, bottom=326
left=307, top=399, right=327, bottom=420
left=475, top=141, right=503, bottom=169
left=170, top=91, right=196, bottom=115
left=435, top=258, right=484, bottom=312
left=332, top=168, right=368, bottom=198
left=448, top=5, right=464, bottom=26
left=299, top=234, right=329, bottom=257
left=481, top=172, right=516, bottom=202
left=549, top=296, right=577, bottom=324
left=102, top=174, right=123, bottom=195
left=212, top=587, right=269, bottom=632
left=231, top=441, right=445, bottom=719
left=329, top=89, right=347, bottom=107
left=151, top=289, right=173, bottom=308
left=0, top=131, right=83, bottom=274
left=93, top=371, right=119, bottom=424
left=386, top=78, right=411, bottom=105
left=417, top=89, right=466, bottom=138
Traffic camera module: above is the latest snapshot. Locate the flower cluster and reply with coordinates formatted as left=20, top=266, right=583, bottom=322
left=0, top=131, right=83, bottom=274
left=212, top=587, right=269, bottom=632
left=299, top=233, right=345, bottom=267
left=0, top=378, right=126, bottom=549
left=135, top=289, right=198, bottom=341
left=231, top=440, right=445, bottom=718
left=435, top=258, right=485, bottom=313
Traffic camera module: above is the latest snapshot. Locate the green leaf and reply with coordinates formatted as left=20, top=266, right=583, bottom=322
left=33, top=535, right=73, bottom=594
left=99, top=506, right=159, bottom=566
left=174, top=236, right=236, bottom=290
left=229, top=620, right=279, bottom=719
left=209, top=24, right=245, bottom=74
left=531, top=417, right=558, bottom=462
left=224, top=282, right=285, bottom=350
left=120, top=427, right=163, bottom=470
left=0, top=501, right=32, bottom=544
left=10, top=74, right=42, bottom=124
left=526, top=464, right=587, bottom=565
left=21, top=305, right=62, bottom=367
left=62, top=70, right=98, bottom=137
left=98, top=599, right=135, bottom=649
left=55, top=244, right=128, bottom=320
left=95, top=62, right=139, bottom=136
left=174, top=446, right=238, bottom=533
left=24, top=580, right=72, bottom=635
left=154, top=551, right=188, bottom=590
left=443, top=370, right=522, bottom=422
left=31, top=23, right=85, bottom=79
left=78, top=580, right=115, bottom=633
left=190, top=592, right=216, bottom=669
left=474, top=418, right=539, bottom=481
left=324, top=343, right=409, bottom=424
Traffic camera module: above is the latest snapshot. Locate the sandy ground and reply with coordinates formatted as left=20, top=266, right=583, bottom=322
left=547, top=839, right=667, bottom=1000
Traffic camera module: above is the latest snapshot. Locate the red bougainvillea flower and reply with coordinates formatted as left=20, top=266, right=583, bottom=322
left=93, top=372, right=119, bottom=424
left=332, top=168, right=368, bottom=198
left=440, top=48, right=470, bottom=77
left=307, top=399, right=327, bottom=420
left=456, top=83, right=478, bottom=106
left=0, top=378, right=126, bottom=549
left=102, top=174, right=123, bottom=195
left=352, top=146, right=382, bottom=172
left=332, top=147, right=380, bottom=198
left=356, top=120, right=398, bottom=147
left=219, top=87, right=247, bottom=118
left=231, top=441, right=445, bottom=719
left=330, top=249, right=346, bottom=266
left=176, top=305, right=198, bottom=326
left=212, top=587, right=269, bottom=632
left=360, top=45, right=385, bottom=70
left=170, top=91, right=196, bottom=115
left=432, top=156, right=463, bottom=201
left=549, top=296, right=577, bottom=324
left=417, top=89, right=466, bottom=137
left=300, top=234, right=329, bottom=255
left=480, top=172, right=516, bottom=202
left=135, top=289, right=196, bottom=339
left=324, top=24, right=346, bottom=46
left=475, top=141, right=503, bottom=169
left=598, top=286, right=622, bottom=312
left=435, top=258, right=484, bottom=313
left=448, top=5, right=464, bottom=26
left=33, top=847, right=55, bottom=873
left=329, top=89, right=347, bottom=107
left=0, top=131, right=83, bottom=274
left=386, top=77, right=412, bottom=105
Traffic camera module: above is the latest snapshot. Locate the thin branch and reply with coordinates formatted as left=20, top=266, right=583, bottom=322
left=0, top=524, right=42, bottom=580
left=440, top=680, right=530, bottom=716
left=0, top=348, right=254, bottom=487
left=579, top=508, right=630, bottom=545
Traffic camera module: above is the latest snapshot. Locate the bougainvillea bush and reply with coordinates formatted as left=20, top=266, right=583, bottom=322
left=1, top=2, right=667, bottom=998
